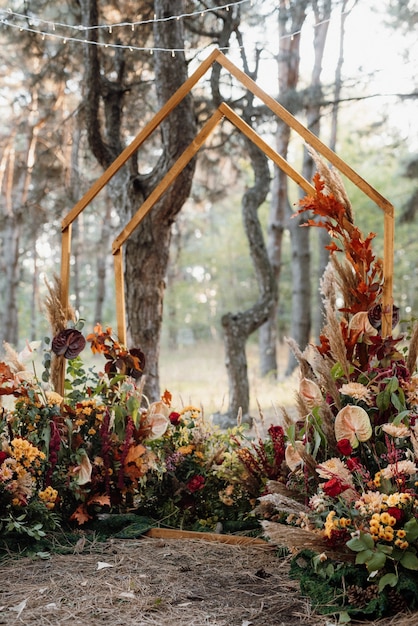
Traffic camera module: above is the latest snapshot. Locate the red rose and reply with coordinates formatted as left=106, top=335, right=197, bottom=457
left=0, top=451, right=8, bottom=465
left=387, top=507, right=404, bottom=524
left=346, top=457, right=363, bottom=471
left=323, top=477, right=348, bottom=498
left=187, top=475, right=205, bottom=493
left=169, top=411, right=181, bottom=426
left=337, top=438, right=353, bottom=456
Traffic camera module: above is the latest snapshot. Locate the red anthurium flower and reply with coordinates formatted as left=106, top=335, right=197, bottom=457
left=336, top=438, right=353, bottom=456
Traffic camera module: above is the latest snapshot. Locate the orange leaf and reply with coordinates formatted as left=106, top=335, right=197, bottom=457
left=89, top=494, right=111, bottom=507
left=70, top=504, right=91, bottom=525
left=161, top=389, right=172, bottom=406
left=124, top=444, right=146, bottom=466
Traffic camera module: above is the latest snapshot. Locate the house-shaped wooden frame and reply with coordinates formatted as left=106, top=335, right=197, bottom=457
left=60, top=48, right=394, bottom=366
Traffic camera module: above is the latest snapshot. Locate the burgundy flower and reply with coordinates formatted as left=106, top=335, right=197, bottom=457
left=187, top=475, right=205, bottom=493
left=387, top=507, right=405, bottom=524
left=0, top=450, right=8, bottom=465
left=322, top=477, right=348, bottom=498
left=368, top=304, right=399, bottom=331
left=169, top=411, right=181, bottom=426
left=52, top=329, right=86, bottom=359
left=336, top=438, right=353, bottom=456
left=346, top=457, right=363, bottom=472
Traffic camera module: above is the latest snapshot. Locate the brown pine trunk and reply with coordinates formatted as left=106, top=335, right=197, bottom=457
left=285, top=0, right=331, bottom=375
left=220, top=138, right=275, bottom=423
left=79, top=0, right=196, bottom=401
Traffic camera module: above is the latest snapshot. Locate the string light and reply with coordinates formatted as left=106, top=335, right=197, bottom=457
left=0, top=2, right=351, bottom=55
left=1, top=0, right=251, bottom=34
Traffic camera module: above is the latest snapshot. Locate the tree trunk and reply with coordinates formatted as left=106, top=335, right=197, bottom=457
left=259, top=0, right=308, bottom=378
left=220, top=138, right=275, bottom=423
left=2, top=215, right=21, bottom=346
left=285, top=0, right=331, bottom=375
left=94, top=197, right=113, bottom=326
left=79, top=0, right=196, bottom=401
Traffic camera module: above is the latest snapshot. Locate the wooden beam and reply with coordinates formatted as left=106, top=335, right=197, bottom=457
left=61, top=49, right=222, bottom=231
left=219, top=102, right=315, bottom=196
left=114, top=248, right=127, bottom=345
left=112, top=108, right=225, bottom=253
left=56, top=225, right=72, bottom=395
left=216, top=52, right=394, bottom=218
left=145, top=527, right=269, bottom=547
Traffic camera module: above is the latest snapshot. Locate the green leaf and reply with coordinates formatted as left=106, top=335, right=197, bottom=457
left=405, top=518, right=418, bottom=542
left=378, top=572, right=398, bottom=592
left=376, top=543, right=393, bottom=555
left=337, top=611, right=352, bottom=624
left=347, top=532, right=374, bottom=552
left=376, top=389, right=390, bottom=411
left=392, top=410, right=410, bottom=424
left=400, top=551, right=418, bottom=570
left=331, top=362, right=345, bottom=380
left=391, top=392, right=405, bottom=412
left=355, top=549, right=374, bottom=564
left=366, top=551, right=387, bottom=572
left=386, top=376, right=399, bottom=393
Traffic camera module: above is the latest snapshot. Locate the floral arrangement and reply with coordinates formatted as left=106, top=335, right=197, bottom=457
left=256, top=154, right=418, bottom=620
left=0, top=282, right=258, bottom=543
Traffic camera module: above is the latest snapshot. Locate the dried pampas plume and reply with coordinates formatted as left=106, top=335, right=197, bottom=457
left=307, top=145, right=353, bottom=223
left=44, top=275, right=76, bottom=392
left=2, top=342, right=24, bottom=374
left=44, top=275, right=75, bottom=336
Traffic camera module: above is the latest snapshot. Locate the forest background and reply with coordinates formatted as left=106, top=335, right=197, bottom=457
left=0, top=0, right=417, bottom=423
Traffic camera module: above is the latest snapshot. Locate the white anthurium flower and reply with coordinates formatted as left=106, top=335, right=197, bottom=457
left=73, top=450, right=92, bottom=485
left=18, top=340, right=42, bottom=363
left=334, top=404, right=372, bottom=448
left=145, top=401, right=170, bottom=440
left=348, top=312, right=378, bottom=344
left=285, top=441, right=305, bottom=471
left=299, top=378, right=323, bottom=409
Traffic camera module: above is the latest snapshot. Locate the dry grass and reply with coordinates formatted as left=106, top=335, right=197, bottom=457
left=160, top=340, right=298, bottom=425
left=0, top=536, right=416, bottom=626
left=0, top=537, right=315, bottom=626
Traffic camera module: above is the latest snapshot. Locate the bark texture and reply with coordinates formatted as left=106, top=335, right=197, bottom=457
left=79, top=0, right=196, bottom=400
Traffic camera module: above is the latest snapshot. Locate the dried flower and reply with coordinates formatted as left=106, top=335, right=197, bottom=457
left=339, top=382, right=373, bottom=405
left=381, top=423, right=410, bottom=438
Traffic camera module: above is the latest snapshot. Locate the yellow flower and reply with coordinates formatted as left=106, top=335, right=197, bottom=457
left=380, top=512, right=391, bottom=525
left=397, top=529, right=407, bottom=539
left=38, top=486, right=58, bottom=510
left=373, top=471, right=381, bottom=487
left=324, top=511, right=338, bottom=538
left=178, top=445, right=195, bottom=455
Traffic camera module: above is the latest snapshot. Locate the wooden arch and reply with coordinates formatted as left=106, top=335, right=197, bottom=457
left=60, top=48, right=394, bottom=388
